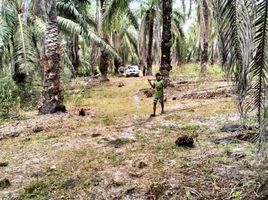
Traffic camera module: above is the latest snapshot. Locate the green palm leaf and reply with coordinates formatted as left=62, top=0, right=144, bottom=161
left=58, top=16, right=119, bottom=59
left=0, top=20, right=11, bottom=47
left=57, top=1, right=96, bottom=30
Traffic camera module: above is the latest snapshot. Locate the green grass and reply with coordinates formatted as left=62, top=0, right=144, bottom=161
left=207, top=65, right=223, bottom=77
left=171, top=63, right=223, bottom=80
left=163, top=127, right=172, bottom=136
left=231, top=191, right=243, bottom=198
left=104, top=151, right=126, bottom=166
left=208, top=155, right=233, bottom=164
left=153, top=141, right=189, bottom=158
left=202, top=169, right=218, bottom=181
left=0, top=114, right=27, bottom=125
left=181, top=124, right=207, bottom=137
left=18, top=180, right=50, bottom=200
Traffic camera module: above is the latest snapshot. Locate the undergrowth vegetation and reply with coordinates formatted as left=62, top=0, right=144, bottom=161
left=0, top=77, right=20, bottom=117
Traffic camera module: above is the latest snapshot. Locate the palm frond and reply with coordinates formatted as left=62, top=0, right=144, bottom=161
left=245, top=0, right=268, bottom=155
left=126, top=7, right=139, bottom=30
left=217, top=0, right=254, bottom=119
left=103, top=0, right=131, bottom=27
left=181, top=0, right=186, bottom=19
left=13, top=23, right=37, bottom=76
left=57, top=1, right=96, bottom=31
left=125, top=30, right=138, bottom=56
left=171, top=9, right=186, bottom=66
left=1, top=1, right=17, bottom=26
left=83, top=31, right=119, bottom=59
left=57, top=16, right=81, bottom=34
left=172, top=19, right=184, bottom=38
left=18, top=13, right=27, bottom=67
left=0, top=20, right=11, bottom=48
left=217, top=0, right=268, bottom=156
left=58, top=16, right=119, bottom=59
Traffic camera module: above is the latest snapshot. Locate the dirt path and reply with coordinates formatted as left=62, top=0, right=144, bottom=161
left=0, top=77, right=267, bottom=200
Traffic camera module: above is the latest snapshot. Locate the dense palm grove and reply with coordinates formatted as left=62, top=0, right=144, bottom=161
left=0, top=0, right=267, bottom=153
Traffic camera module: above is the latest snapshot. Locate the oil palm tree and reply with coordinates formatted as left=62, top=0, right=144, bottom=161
left=38, top=0, right=66, bottom=114
left=160, top=0, right=173, bottom=77
left=98, top=0, right=110, bottom=81
left=38, top=0, right=117, bottom=113
left=153, top=0, right=162, bottom=66
left=138, top=1, right=157, bottom=76
left=145, top=8, right=155, bottom=76
left=57, top=0, right=119, bottom=78
left=98, top=0, right=137, bottom=80
left=58, top=0, right=91, bottom=77
left=110, top=13, right=139, bottom=71
left=199, top=0, right=211, bottom=74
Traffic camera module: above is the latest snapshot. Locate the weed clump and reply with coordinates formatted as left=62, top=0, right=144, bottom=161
left=0, top=77, right=20, bottom=117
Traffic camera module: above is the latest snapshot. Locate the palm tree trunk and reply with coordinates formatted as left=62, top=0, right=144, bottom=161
left=210, top=42, right=215, bottom=65
left=154, top=0, right=162, bottom=66
left=160, top=0, right=173, bottom=77
left=99, top=0, right=109, bottom=82
left=146, top=9, right=154, bottom=76
left=38, top=0, right=66, bottom=114
left=100, top=49, right=109, bottom=81
left=69, top=33, right=80, bottom=78
left=113, top=32, right=121, bottom=74
left=114, top=58, right=121, bottom=74
left=200, top=0, right=209, bottom=74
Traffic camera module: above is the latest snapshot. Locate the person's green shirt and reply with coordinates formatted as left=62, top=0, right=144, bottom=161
left=153, top=80, right=164, bottom=98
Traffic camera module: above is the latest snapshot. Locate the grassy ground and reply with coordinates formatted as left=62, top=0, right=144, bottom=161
left=0, top=65, right=267, bottom=200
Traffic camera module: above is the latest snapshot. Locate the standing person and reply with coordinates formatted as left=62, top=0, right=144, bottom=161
left=148, top=73, right=165, bottom=117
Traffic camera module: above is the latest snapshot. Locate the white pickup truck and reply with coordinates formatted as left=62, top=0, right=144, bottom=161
left=125, top=65, right=140, bottom=77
